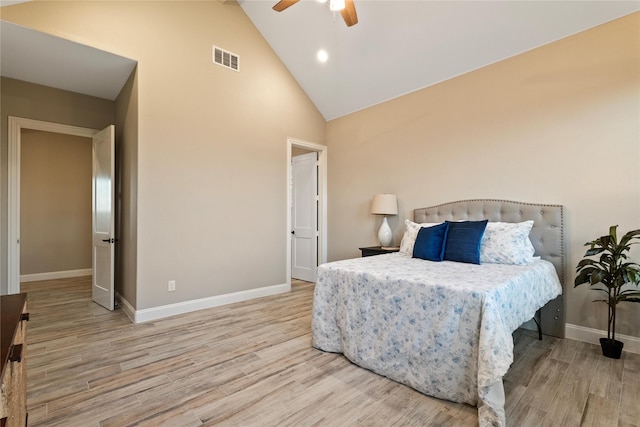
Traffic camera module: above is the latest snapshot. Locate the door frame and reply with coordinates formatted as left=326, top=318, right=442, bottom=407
left=286, top=138, right=327, bottom=287
left=7, top=116, right=99, bottom=294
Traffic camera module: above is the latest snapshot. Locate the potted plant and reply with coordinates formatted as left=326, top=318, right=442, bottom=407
left=574, top=225, right=640, bottom=358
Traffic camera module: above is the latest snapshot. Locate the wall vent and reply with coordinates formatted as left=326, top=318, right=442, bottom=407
left=213, top=46, right=239, bottom=72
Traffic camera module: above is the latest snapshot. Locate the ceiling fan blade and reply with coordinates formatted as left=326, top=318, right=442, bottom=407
left=341, top=0, right=358, bottom=27
left=273, top=0, right=300, bottom=12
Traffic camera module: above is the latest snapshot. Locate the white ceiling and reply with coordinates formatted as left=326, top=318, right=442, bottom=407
left=240, top=0, right=640, bottom=120
left=1, top=1, right=638, bottom=117
left=0, top=20, right=137, bottom=100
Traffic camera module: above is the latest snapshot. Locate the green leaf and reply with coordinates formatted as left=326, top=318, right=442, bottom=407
left=619, top=289, right=640, bottom=296
left=585, top=247, right=604, bottom=257
left=575, top=267, right=605, bottom=287
left=620, top=229, right=640, bottom=247
left=576, top=259, right=597, bottom=269
left=591, top=270, right=608, bottom=286
left=618, top=291, right=640, bottom=302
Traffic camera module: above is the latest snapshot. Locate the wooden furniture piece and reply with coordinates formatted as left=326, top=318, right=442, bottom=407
left=359, top=246, right=400, bottom=257
left=0, top=293, right=28, bottom=427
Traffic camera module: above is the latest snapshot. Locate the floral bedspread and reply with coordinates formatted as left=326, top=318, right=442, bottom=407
left=311, top=253, right=562, bottom=427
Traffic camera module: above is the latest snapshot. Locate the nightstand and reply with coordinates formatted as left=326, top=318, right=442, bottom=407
left=359, top=246, right=400, bottom=257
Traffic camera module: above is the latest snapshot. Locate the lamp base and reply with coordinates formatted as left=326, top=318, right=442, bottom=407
left=378, top=216, right=393, bottom=247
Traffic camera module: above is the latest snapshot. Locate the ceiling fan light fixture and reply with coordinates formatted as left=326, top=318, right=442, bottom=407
left=272, top=0, right=357, bottom=27
left=330, top=0, right=345, bottom=11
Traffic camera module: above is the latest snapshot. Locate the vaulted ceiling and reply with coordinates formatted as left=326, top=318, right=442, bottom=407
left=240, top=0, right=640, bottom=119
left=1, top=1, right=638, bottom=120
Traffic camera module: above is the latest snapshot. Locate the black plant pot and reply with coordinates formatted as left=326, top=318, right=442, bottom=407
left=600, top=338, right=624, bottom=359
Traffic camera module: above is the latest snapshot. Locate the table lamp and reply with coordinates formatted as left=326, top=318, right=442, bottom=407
left=371, top=194, right=398, bottom=247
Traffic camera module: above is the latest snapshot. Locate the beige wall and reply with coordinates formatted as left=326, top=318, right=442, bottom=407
left=326, top=13, right=640, bottom=338
left=4, top=2, right=635, bottom=339
left=0, top=77, right=116, bottom=294
left=115, top=68, right=139, bottom=307
left=20, top=130, right=92, bottom=275
left=291, top=146, right=315, bottom=157
left=1, top=1, right=326, bottom=309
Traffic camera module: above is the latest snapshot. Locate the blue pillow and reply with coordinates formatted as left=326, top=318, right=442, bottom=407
left=412, top=222, right=449, bottom=261
left=443, top=220, right=488, bottom=264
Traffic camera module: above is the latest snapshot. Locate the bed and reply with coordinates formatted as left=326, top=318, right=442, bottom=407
left=311, top=199, right=565, bottom=427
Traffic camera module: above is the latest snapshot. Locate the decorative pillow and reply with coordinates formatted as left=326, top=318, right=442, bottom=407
left=443, top=220, right=488, bottom=264
left=480, top=220, right=535, bottom=265
left=412, top=222, right=450, bottom=261
left=399, top=220, right=441, bottom=255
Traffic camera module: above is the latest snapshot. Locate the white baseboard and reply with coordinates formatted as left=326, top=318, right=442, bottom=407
left=20, top=268, right=92, bottom=283
left=116, top=292, right=136, bottom=323
left=565, top=323, right=640, bottom=355
left=120, top=282, right=290, bottom=324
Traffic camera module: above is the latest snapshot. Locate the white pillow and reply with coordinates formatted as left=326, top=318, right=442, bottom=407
left=399, top=220, right=441, bottom=255
left=479, top=220, right=535, bottom=265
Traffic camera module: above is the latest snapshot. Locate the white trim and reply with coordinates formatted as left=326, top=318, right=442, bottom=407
left=129, top=283, right=289, bottom=323
left=287, top=138, right=328, bottom=289
left=565, top=323, right=640, bottom=355
left=7, top=116, right=98, bottom=294
left=116, top=292, right=136, bottom=323
left=20, top=268, right=92, bottom=283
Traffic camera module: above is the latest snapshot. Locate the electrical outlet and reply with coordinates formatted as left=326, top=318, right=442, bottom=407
left=168, top=280, right=176, bottom=292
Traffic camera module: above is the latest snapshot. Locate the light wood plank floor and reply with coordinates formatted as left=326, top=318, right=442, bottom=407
left=21, top=277, right=639, bottom=426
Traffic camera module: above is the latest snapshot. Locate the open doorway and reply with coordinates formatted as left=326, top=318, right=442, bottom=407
left=287, top=139, right=327, bottom=287
left=8, top=117, right=116, bottom=313
left=19, top=129, right=92, bottom=283
left=8, top=118, right=98, bottom=293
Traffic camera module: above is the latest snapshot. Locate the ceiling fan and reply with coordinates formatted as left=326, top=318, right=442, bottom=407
left=273, top=0, right=358, bottom=27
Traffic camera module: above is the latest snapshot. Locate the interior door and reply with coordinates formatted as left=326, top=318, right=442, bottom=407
left=92, top=125, right=115, bottom=310
left=291, top=152, right=318, bottom=282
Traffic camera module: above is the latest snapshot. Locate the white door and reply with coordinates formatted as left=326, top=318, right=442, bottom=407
left=291, top=152, right=318, bottom=282
left=92, top=125, right=115, bottom=310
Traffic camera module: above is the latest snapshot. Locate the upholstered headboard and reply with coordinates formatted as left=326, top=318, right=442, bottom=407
left=414, top=199, right=565, bottom=338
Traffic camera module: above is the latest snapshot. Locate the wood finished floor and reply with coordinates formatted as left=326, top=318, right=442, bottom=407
left=21, top=276, right=639, bottom=427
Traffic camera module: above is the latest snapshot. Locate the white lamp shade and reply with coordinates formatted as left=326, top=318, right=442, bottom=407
left=371, top=194, right=398, bottom=215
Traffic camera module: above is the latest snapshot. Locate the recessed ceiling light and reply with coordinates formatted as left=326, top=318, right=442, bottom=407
left=317, top=49, right=329, bottom=63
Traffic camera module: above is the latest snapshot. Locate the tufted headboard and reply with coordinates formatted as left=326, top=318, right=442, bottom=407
left=414, top=199, right=565, bottom=338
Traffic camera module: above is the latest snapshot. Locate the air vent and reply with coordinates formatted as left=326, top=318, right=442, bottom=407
left=213, top=46, right=239, bottom=72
